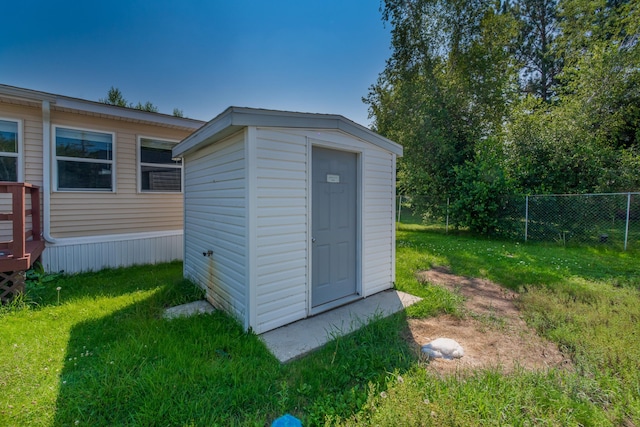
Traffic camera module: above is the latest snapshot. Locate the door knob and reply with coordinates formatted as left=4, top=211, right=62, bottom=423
left=312, top=237, right=316, bottom=243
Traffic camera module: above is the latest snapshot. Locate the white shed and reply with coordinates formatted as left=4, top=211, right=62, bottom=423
left=172, top=107, right=403, bottom=334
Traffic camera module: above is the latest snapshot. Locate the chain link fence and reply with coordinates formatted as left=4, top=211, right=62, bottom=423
left=396, top=195, right=453, bottom=230
left=397, top=192, right=640, bottom=250
left=525, top=193, right=639, bottom=250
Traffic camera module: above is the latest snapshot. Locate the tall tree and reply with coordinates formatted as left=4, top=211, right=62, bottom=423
left=512, top=0, right=562, bottom=101
left=366, top=0, right=518, bottom=214
left=99, top=86, right=128, bottom=107
left=505, top=0, right=640, bottom=193
left=369, top=0, right=639, bottom=232
left=557, top=0, right=640, bottom=150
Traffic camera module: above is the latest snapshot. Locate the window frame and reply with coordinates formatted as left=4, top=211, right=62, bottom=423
left=0, top=117, right=24, bottom=182
left=53, top=124, right=116, bottom=192
left=137, top=136, right=183, bottom=194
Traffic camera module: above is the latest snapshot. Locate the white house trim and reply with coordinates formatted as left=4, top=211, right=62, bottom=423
left=42, top=230, right=184, bottom=273
left=51, top=124, right=117, bottom=192
left=246, top=126, right=258, bottom=331
left=136, top=135, right=183, bottom=194
left=0, top=84, right=203, bottom=130
left=43, top=229, right=183, bottom=246
left=0, top=116, right=24, bottom=182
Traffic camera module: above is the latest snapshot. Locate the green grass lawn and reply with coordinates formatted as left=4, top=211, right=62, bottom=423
left=0, top=262, right=415, bottom=426
left=1, top=229, right=639, bottom=426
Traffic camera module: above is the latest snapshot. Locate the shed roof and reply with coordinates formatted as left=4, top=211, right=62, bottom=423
left=172, top=106, right=402, bottom=158
left=0, top=84, right=205, bottom=131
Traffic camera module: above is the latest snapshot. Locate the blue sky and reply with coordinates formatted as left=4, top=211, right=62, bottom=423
left=1, top=1, right=391, bottom=127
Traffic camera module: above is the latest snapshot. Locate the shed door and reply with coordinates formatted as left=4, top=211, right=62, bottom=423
left=312, top=146, right=357, bottom=308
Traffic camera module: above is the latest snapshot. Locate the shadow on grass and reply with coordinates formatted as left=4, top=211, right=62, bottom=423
left=52, top=295, right=283, bottom=425
left=51, top=271, right=419, bottom=425
left=283, top=312, right=419, bottom=425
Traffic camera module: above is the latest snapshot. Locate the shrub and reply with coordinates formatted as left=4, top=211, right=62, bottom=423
left=449, top=140, right=521, bottom=237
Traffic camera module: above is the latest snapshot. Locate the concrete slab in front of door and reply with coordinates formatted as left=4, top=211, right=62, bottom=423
left=260, top=290, right=422, bottom=363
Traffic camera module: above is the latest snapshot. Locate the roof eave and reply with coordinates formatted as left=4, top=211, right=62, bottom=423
left=54, top=98, right=204, bottom=130
left=173, top=107, right=402, bottom=158
left=0, top=85, right=57, bottom=103
left=0, top=84, right=205, bottom=130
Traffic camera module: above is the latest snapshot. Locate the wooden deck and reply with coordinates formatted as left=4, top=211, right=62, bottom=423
left=0, top=182, right=45, bottom=302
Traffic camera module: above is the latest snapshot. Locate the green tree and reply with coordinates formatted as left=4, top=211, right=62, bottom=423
left=369, top=0, right=639, bottom=234
left=450, top=138, right=520, bottom=235
left=132, top=101, right=159, bottom=113
left=505, top=95, right=619, bottom=194
left=99, top=87, right=165, bottom=114
left=99, top=86, right=128, bottom=107
left=504, top=0, right=639, bottom=194
left=366, top=0, right=519, bottom=216
left=557, top=0, right=640, bottom=150
left=511, top=0, right=562, bottom=102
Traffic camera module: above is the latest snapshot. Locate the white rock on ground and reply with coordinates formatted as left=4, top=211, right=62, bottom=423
left=421, top=338, right=464, bottom=359
left=163, top=300, right=215, bottom=319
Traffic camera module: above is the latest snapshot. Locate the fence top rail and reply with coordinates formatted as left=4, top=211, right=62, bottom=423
left=527, top=192, right=639, bottom=198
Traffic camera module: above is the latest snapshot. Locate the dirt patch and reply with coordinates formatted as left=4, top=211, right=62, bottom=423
left=407, top=266, right=571, bottom=375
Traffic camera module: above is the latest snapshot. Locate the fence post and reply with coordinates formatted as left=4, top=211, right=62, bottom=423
left=397, top=195, right=402, bottom=224
left=624, top=192, right=631, bottom=251
left=446, top=197, right=449, bottom=234
left=524, top=195, right=529, bottom=242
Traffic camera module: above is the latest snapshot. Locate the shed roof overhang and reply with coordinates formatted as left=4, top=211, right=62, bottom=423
left=0, top=84, right=205, bottom=131
left=172, top=106, right=402, bottom=158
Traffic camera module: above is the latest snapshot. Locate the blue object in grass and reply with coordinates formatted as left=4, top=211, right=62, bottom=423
left=272, top=413, right=302, bottom=427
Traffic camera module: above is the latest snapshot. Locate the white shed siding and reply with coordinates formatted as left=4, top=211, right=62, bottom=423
left=183, top=131, right=248, bottom=325
left=361, top=148, right=396, bottom=296
left=253, top=129, right=308, bottom=333
left=296, top=130, right=396, bottom=297
left=178, top=114, right=398, bottom=334
left=251, top=129, right=395, bottom=310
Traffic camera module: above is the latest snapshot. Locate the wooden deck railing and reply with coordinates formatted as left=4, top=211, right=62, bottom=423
left=0, top=182, right=45, bottom=302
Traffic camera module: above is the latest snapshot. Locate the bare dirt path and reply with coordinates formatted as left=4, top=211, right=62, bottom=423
left=406, top=266, right=571, bottom=375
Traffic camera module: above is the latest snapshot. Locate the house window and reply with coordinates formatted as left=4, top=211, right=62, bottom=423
left=55, top=126, right=114, bottom=191
left=0, top=119, right=21, bottom=181
left=139, top=137, right=182, bottom=192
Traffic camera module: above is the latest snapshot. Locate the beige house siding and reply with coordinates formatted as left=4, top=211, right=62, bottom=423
left=0, top=99, right=196, bottom=240
left=49, top=111, right=191, bottom=238
left=0, top=101, right=44, bottom=185
left=0, top=101, right=44, bottom=241
left=0, top=88, right=204, bottom=273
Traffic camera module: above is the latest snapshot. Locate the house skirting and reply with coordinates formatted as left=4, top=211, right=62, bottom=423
left=41, top=230, right=183, bottom=274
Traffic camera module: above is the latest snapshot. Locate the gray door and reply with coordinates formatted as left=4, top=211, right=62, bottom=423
left=312, top=146, right=357, bottom=307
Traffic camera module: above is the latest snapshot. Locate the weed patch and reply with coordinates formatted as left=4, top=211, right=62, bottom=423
left=338, top=366, right=612, bottom=426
